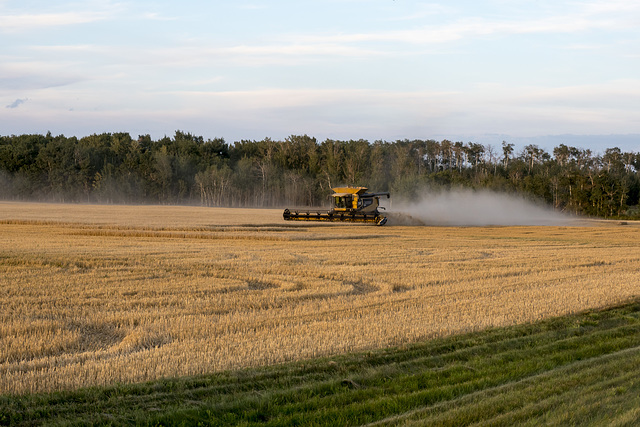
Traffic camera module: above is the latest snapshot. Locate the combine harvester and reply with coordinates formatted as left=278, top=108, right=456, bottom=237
left=283, top=187, right=390, bottom=226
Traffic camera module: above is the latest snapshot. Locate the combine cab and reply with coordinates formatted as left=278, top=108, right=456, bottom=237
left=283, top=187, right=390, bottom=226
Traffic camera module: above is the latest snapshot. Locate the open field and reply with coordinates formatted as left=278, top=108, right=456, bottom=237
left=1, top=201, right=640, bottom=395
left=3, top=301, right=640, bottom=425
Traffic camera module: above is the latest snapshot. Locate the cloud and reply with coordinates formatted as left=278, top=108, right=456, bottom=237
left=583, top=0, right=640, bottom=14
left=385, top=4, right=453, bottom=22
left=0, top=11, right=108, bottom=32
left=141, top=12, right=176, bottom=22
left=6, top=98, right=27, bottom=108
left=111, top=1, right=636, bottom=70
left=293, top=1, right=639, bottom=49
left=0, top=62, right=86, bottom=91
left=145, top=83, right=634, bottom=140
left=0, top=1, right=124, bottom=33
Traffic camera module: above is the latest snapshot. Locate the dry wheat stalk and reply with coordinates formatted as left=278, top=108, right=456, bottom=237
left=1, top=202, right=639, bottom=394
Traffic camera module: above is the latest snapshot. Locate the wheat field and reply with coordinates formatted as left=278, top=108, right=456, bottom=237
left=1, top=201, right=639, bottom=395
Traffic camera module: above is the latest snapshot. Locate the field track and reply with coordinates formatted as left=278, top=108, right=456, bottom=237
left=1, top=201, right=639, bottom=395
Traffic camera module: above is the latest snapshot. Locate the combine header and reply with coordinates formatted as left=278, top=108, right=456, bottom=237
left=283, top=187, right=390, bottom=226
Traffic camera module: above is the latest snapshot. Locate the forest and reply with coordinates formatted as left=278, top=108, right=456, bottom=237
left=0, top=131, right=638, bottom=218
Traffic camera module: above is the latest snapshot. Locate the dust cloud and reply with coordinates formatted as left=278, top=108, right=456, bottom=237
left=388, top=190, right=575, bottom=226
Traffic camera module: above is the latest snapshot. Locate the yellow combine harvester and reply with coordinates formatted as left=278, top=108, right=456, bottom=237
left=283, top=187, right=390, bottom=226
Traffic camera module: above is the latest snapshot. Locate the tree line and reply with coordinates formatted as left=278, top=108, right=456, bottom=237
left=1, top=131, right=639, bottom=218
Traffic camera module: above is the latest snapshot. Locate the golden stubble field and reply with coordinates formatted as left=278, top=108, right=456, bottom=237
left=1, top=201, right=639, bottom=395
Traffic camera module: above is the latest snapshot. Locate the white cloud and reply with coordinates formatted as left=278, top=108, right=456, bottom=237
left=8, top=0, right=637, bottom=74
left=0, top=0, right=126, bottom=32
left=479, top=80, right=640, bottom=110
left=21, top=41, right=382, bottom=73
left=0, top=61, right=86, bottom=90
left=0, top=11, right=108, bottom=32
left=294, top=1, right=638, bottom=48
left=385, top=3, right=453, bottom=22
left=582, top=0, right=640, bottom=14
left=141, top=12, right=176, bottom=21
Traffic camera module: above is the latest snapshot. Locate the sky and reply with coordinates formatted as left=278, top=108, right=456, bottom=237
left=1, top=0, right=639, bottom=150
